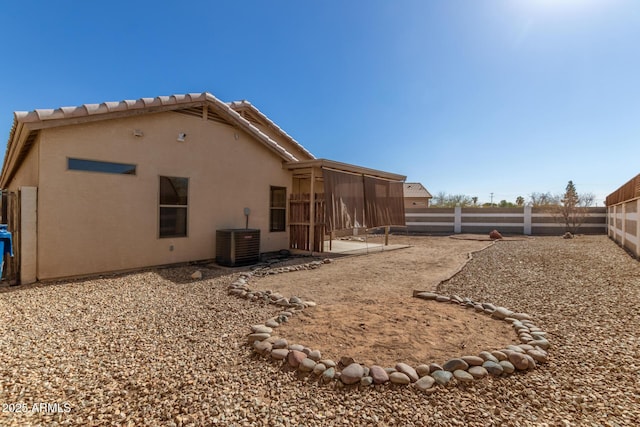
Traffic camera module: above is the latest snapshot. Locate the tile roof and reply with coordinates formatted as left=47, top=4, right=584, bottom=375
left=12, top=93, right=305, bottom=161
left=15, top=93, right=210, bottom=123
left=228, top=100, right=314, bottom=160
left=403, top=182, right=432, bottom=198
left=3, top=92, right=312, bottom=186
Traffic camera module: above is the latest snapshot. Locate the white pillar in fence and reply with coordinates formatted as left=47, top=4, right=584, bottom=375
left=621, top=202, right=626, bottom=248
left=616, top=206, right=619, bottom=237
left=524, top=206, right=532, bottom=235
left=454, top=206, right=462, bottom=234
left=637, top=199, right=640, bottom=259
left=612, top=205, right=616, bottom=238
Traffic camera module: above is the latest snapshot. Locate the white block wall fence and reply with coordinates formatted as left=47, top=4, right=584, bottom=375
left=607, top=198, right=640, bottom=258
left=405, top=207, right=607, bottom=236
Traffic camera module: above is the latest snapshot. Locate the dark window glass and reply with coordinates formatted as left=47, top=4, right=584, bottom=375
left=68, top=158, right=136, bottom=175
left=270, top=209, right=286, bottom=232
left=159, top=207, right=188, bottom=237
left=271, top=187, right=286, bottom=208
left=159, top=176, right=188, bottom=238
left=270, top=186, right=286, bottom=232
left=160, top=176, right=188, bottom=205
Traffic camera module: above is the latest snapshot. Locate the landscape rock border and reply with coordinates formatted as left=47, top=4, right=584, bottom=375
left=225, top=259, right=550, bottom=392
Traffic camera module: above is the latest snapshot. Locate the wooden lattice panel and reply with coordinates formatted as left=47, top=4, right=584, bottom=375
left=606, top=173, right=640, bottom=206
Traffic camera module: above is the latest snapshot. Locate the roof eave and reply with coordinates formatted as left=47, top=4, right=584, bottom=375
left=228, top=100, right=315, bottom=160
left=285, top=158, right=406, bottom=182
left=1, top=93, right=303, bottom=185
left=207, top=96, right=297, bottom=162
left=0, top=118, right=32, bottom=188
left=20, top=100, right=207, bottom=132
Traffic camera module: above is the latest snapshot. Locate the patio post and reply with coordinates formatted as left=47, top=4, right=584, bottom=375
left=309, top=167, right=316, bottom=254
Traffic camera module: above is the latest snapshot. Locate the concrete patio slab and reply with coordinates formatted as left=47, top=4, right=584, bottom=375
left=321, top=239, right=410, bottom=255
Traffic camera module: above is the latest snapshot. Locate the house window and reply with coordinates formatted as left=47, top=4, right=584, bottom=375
left=159, top=176, right=188, bottom=238
left=270, top=186, right=286, bottom=232
left=68, top=158, right=136, bottom=175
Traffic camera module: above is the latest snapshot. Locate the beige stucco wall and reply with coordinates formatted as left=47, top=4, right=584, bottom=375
left=36, top=111, right=292, bottom=279
left=404, top=197, right=429, bottom=209
left=6, top=135, right=40, bottom=190
left=20, top=187, right=37, bottom=284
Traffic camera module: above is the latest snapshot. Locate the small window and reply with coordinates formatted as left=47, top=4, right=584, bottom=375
left=159, top=176, right=188, bottom=238
left=270, top=186, right=286, bottom=232
left=68, top=158, right=136, bottom=175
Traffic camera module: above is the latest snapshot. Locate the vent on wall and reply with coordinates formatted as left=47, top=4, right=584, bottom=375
left=173, top=106, right=230, bottom=125
left=174, top=106, right=203, bottom=118
left=239, top=110, right=262, bottom=127
left=207, top=108, right=227, bottom=124
left=215, top=229, right=260, bottom=267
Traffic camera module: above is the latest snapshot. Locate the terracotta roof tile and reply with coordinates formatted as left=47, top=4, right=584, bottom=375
left=5, top=93, right=303, bottom=177
left=227, top=100, right=314, bottom=160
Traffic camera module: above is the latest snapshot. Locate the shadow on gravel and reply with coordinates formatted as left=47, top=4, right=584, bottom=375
left=155, top=263, right=236, bottom=284
left=0, top=263, right=236, bottom=293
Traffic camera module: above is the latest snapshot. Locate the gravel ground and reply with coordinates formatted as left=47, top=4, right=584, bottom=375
left=0, top=235, right=638, bottom=426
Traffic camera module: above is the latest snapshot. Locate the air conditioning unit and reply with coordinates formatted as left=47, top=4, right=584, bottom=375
left=215, top=229, right=260, bottom=267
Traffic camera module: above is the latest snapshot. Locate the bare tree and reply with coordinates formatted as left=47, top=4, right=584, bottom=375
left=432, top=191, right=448, bottom=207
left=529, top=192, right=560, bottom=207
left=430, top=192, right=473, bottom=207
left=449, top=194, right=473, bottom=207
left=580, top=192, right=596, bottom=207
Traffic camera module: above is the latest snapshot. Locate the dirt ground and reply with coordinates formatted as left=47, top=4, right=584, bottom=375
left=3, top=234, right=635, bottom=425
left=252, top=234, right=519, bottom=367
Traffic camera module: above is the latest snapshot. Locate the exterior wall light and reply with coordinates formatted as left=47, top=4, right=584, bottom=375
left=177, top=133, right=187, bottom=142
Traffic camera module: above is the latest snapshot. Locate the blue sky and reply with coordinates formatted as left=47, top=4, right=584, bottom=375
left=2, top=0, right=639, bottom=205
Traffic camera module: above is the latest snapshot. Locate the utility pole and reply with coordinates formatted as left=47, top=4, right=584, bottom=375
left=490, top=192, right=494, bottom=207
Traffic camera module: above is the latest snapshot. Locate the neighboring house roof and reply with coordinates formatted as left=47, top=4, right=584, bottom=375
left=403, top=182, right=432, bottom=198
left=1, top=92, right=315, bottom=187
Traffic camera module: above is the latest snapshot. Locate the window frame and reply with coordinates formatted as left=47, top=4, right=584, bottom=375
left=269, top=186, right=287, bottom=232
left=159, top=176, right=189, bottom=238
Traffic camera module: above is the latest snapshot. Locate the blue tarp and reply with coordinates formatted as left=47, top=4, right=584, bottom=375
left=0, top=224, right=13, bottom=278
